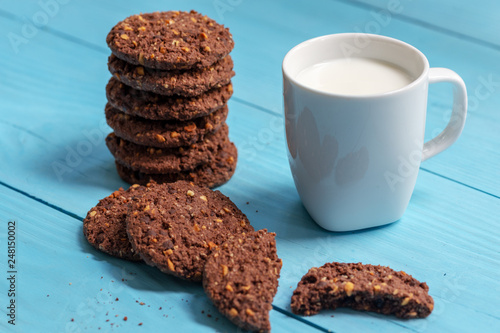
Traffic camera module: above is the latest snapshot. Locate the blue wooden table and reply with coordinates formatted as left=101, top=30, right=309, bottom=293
left=1, top=1, right=499, bottom=332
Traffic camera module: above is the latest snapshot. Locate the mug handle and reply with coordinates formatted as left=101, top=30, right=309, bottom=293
left=422, top=68, right=467, bottom=161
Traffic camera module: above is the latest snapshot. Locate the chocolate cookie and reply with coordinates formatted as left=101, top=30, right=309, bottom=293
left=106, top=124, right=230, bottom=174
left=106, top=77, right=233, bottom=121
left=203, top=230, right=282, bottom=332
left=83, top=186, right=146, bottom=261
left=125, top=181, right=254, bottom=281
left=105, top=103, right=228, bottom=148
left=291, top=262, right=434, bottom=319
left=108, top=54, right=234, bottom=97
left=106, top=11, right=234, bottom=70
left=114, top=141, right=237, bottom=188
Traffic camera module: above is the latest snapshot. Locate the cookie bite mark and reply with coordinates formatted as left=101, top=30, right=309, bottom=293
left=291, top=262, right=433, bottom=318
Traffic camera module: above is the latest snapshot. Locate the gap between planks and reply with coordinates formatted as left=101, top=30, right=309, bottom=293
left=334, top=0, right=500, bottom=52
left=0, top=179, right=333, bottom=332
left=1, top=5, right=496, bottom=332
left=0, top=8, right=107, bottom=53
left=0, top=7, right=497, bottom=202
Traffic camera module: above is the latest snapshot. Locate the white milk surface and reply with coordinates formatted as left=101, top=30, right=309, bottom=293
left=296, top=58, right=414, bottom=95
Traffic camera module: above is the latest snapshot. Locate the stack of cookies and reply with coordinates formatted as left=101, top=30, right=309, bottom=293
left=104, top=10, right=237, bottom=188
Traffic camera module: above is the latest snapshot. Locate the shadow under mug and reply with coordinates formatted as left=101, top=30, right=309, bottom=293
left=283, top=33, right=467, bottom=232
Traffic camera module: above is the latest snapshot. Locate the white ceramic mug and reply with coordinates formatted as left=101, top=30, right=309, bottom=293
left=283, top=33, right=467, bottom=231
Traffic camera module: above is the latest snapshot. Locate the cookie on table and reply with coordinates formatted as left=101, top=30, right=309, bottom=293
left=83, top=186, right=146, bottom=261
left=105, top=124, right=231, bottom=174
left=106, top=10, right=234, bottom=70
left=125, top=181, right=254, bottom=281
left=106, top=77, right=233, bottom=121
left=291, top=262, right=434, bottom=319
left=114, top=141, right=237, bottom=188
left=105, top=103, right=228, bottom=148
left=203, top=229, right=282, bottom=333
left=108, top=54, right=234, bottom=97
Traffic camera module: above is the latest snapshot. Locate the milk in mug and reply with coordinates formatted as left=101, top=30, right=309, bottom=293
left=295, top=58, right=414, bottom=96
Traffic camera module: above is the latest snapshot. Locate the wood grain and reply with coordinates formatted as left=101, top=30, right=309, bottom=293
left=0, top=0, right=499, bottom=332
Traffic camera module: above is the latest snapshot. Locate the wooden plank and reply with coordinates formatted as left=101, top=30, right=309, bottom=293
left=0, top=0, right=499, bottom=198
left=0, top=185, right=317, bottom=333
left=347, top=0, right=500, bottom=47
left=217, top=113, right=500, bottom=332
left=0, top=2, right=498, bottom=331
left=1, top=140, right=499, bottom=332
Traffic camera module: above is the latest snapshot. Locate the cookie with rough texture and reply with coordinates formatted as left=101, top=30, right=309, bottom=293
left=105, top=103, right=228, bottom=148
left=291, top=262, right=434, bottom=319
left=106, top=124, right=230, bottom=174
left=114, top=141, right=237, bottom=188
left=203, top=230, right=282, bottom=333
left=108, top=54, right=234, bottom=97
left=125, top=181, right=254, bottom=281
left=83, top=186, right=147, bottom=261
left=106, top=11, right=234, bottom=70
left=106, top=77, right=233, bottom=121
